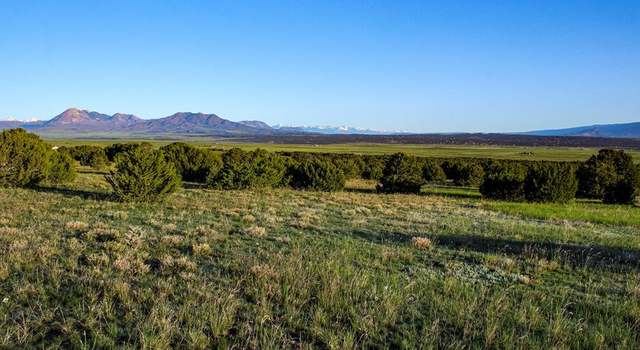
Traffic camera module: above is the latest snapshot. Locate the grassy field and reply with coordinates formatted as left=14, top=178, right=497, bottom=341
left=45, top=138, right=640, bottom=162
left=1, top=172, right=639, bottom=349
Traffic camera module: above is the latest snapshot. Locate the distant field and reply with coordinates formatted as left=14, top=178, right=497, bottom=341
left=45, top=138, right=640, bottom=161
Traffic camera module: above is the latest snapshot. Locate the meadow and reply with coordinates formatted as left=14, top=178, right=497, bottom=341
left=45, top=138, right=640, bottom=162
left=1, top=168, right=639, bottom=349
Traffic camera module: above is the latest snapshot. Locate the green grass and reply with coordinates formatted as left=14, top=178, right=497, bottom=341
left=485, top=200, right=640, bottom=227
left=45, top=138, right=640, bottom=162
left=1, top=173, right=639, bottom=348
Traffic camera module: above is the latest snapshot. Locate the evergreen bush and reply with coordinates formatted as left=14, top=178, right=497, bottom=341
left=422, top=159, right=446, bottom=184
left=161, top=142, right=222, bottom=183
left=524, top=162, right=577, bottom=203
left=377, top=153, right=424, bottom=194
left=210, top=148, right=285, bottom=189
left=288, top=158, right=346, bottom=191
left=480, top=161, right=527, bottom=201
left=46, top=150, right=77, bottom=184
left=0, top=129, right=51, bottom=187
left=105, top=147, right=180, bottom=202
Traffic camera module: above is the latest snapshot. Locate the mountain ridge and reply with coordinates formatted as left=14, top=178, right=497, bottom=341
left=524, top=121, right=640, bottom=139
left=1, top=108, right=280, bottom=136
left=2, top=108, right=640, bottom=139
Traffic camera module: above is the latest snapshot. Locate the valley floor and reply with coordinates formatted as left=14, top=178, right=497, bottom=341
left=1, top=173, right=639, bottom=349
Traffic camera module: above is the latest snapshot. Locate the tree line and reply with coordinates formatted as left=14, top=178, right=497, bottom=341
left=1, top=129, right=638, bottom=204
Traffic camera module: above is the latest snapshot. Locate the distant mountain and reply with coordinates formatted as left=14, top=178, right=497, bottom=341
left=524, top=121, right=640, bottom=139
left=1, top=108, right=280, bottom=136
left=6, top=108, right=638, bottom=139
left=132, top=112, right=270, bottom=135
left=239, top=120, right=272, bottom=129
left=40, top=108, right=142, bottom=131
left=273, top=125, right=407, bottom=135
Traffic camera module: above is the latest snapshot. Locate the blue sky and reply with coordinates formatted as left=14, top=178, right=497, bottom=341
left=1, top=1, right=638, bottom=132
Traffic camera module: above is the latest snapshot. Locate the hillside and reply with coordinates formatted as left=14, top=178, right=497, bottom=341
left=525, top=121, right=640, bottom=138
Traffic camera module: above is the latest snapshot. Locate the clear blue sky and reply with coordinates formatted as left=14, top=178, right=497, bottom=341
left=1, top=1, right=638, bottom=132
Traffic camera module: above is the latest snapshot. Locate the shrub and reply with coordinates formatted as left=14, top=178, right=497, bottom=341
left=577, top=149, right=640, bottom=204
left=362, top=155, right=386, bottom=180
left=105, top=147, right=181, bottom=202
left=104, top=142, right=152, bottom=162
left=288, top=158, right=346, bottom=191
left=332, top=155, right=365, bottom=179
left=480, top=161, right=527, bottom=201
left=66, top=145, right=108, bottom=169
left=0, top=129, right=51, bottom=187
left=603, top=178, right=639, bottom=204
left=161, top=142, right=222, bottom=183
left=445, top=161, right=485, bottom=186
left=422, top=159, right=446, bottom=184
left=46, top=150, right=77, bottom=184
left=524, top=162, right=577, bottom=203
left=377, top=153, right=424, bottom=194
left=210, top=148, right=285, bottom=189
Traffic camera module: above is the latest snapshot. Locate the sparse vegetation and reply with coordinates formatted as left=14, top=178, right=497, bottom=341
left=0, top=171, right=638, bottom=348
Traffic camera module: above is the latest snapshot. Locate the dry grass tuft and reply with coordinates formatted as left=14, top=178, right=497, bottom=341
left=411, top=236, right=433, bottom=250
left=245, top=225, right=267, bottom=237
left=192, top=243, right=212, bottom=256
left=0, top=227, right=20, bottom=236
left=65, top=221, right=89, bottom=231
left=516, top=275, right=534, bottom=285
left=161, top=223, right=178, bottom=234
left=241, top=214, right=257, bottom=223
left=161, top=235, right=184, bottom=246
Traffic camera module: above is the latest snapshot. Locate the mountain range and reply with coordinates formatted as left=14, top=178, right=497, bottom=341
left=1, top=108, right=639, bottom=139
left=0, top=108, right=408, bottom=136
left=0, top=108, right=283, bottom=136
left=523, top=121, right=640, bottom=139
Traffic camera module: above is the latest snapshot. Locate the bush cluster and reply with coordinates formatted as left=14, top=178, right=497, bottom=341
left=479, top=161, right=527, bottom=201
left=161, top=142, right=222, bottom=183
left=104, top=142, right=153, bottom=161
left=361, top=155, right=386, bottom=180
left=443, top=160, right=485, bottom=187
left=288, top=158, right=346, bottom=191
left=62, top=145, right=108, bottom=169
left=577, top=149, right=640, bottom=204
left=422, top=159, right=446, bottom=184
left=0, top=129, right=77, bottom=187
left=210, top=148, right=286, bottom=190
left=2, top=130, right=637, bottom=205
